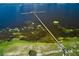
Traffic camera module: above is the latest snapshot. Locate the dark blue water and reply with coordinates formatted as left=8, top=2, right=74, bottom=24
left=0, top=3, right=79, bottom=29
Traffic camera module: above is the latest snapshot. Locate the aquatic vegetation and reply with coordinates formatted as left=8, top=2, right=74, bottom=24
left=0, top=3, right=79, bottom=56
